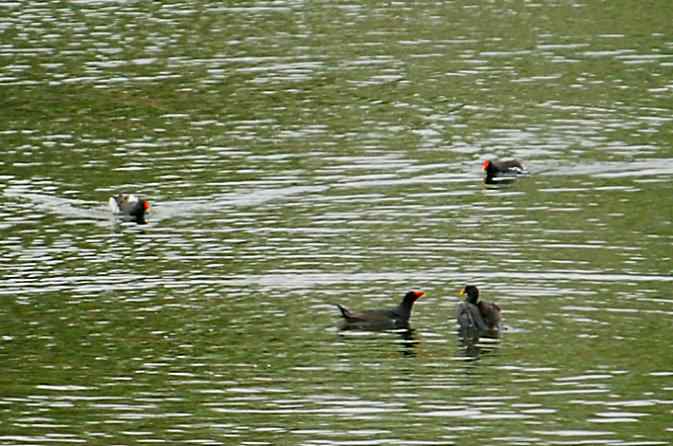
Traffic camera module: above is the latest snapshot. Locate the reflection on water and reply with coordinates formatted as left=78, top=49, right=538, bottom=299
left=457, top=335, right=502, bottom=362
left=338, top=328, right=420, bottom=358
left=1, top=0, right=673, bottom=445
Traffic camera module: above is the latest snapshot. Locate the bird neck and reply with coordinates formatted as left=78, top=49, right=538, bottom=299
left=398, top=297, right=417, bottom=318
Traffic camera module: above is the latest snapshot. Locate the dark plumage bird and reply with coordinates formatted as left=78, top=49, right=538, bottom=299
left=456, top=285, right=502, bottom=339
left=336, top=290, right=425, bottom=331
left=482, top=159, right=526, bottom=184
left=109, top=193, right=151, bottom=224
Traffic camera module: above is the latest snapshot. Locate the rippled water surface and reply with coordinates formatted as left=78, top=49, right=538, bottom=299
left=1, top=1, right=673, bottom=445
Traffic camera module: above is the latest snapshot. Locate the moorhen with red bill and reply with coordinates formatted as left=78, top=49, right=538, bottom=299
left=336, top=290, right=425, bottom=331
left=109, top=193, right=151, bottom=224
left=456, top=285, right=502, bottom=338
left=482, top=159, right=526, bottom=184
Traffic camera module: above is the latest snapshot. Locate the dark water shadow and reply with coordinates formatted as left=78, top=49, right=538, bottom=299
left=337, top=326, right=420, bottom=357
left=456, top=330, right=502, bottom=362
left=397, top=328, right=420, bottom=357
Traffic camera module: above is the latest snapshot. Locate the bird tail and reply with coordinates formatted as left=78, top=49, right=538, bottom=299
left=108, top=197, right=120, bottom=213
left=336, top=304, right=352, bottom=319
left=512, top=163, right=528, bottom=175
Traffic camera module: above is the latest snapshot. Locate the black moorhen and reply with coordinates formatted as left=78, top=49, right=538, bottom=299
left=336, top=290, right=425, bottom=331
left=109, top=193, right=151, bottom=224
left=482, top=159, right=526, bottom=184
left=456, top=285, right=502, bottom=338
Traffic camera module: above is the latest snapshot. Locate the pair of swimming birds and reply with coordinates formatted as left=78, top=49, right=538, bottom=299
left=106, top=159, right=524, bottom=224
left=336, top=286, right=502, bottom=335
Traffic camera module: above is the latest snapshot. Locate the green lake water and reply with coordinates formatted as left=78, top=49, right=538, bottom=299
left=1, top=1, right=672, bottom=444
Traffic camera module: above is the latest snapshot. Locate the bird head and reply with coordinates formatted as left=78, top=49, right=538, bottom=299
left=459, top=285, right=480, bottom=304
left=404, top=290, right=425, bottom=304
